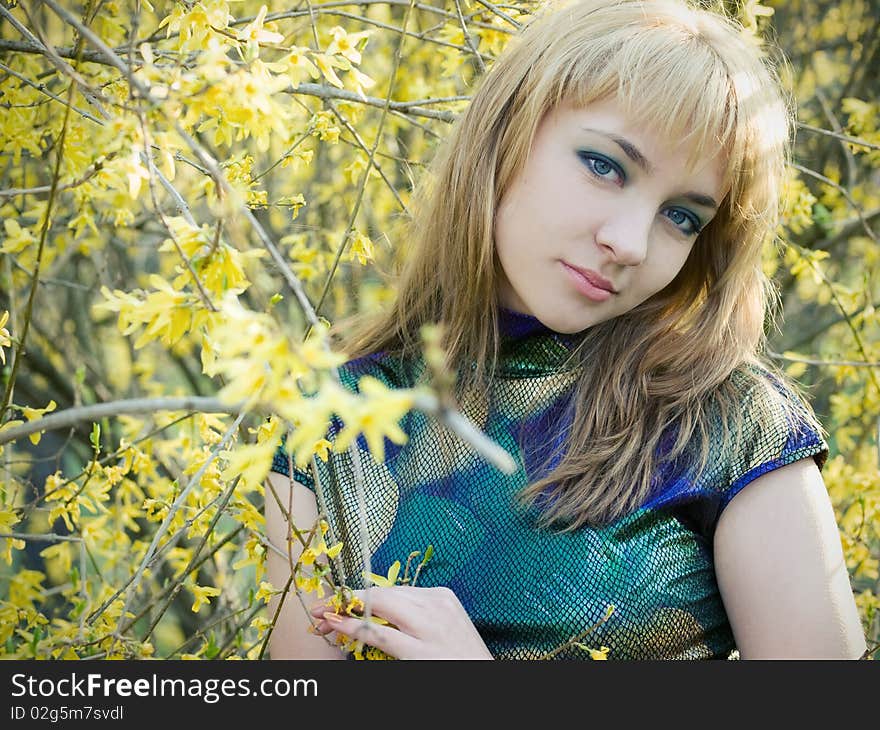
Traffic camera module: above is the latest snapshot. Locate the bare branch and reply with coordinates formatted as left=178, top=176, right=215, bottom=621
left=285, top=82, right=456, bottom=122
left=767, top=351, right=880, bottom=368
left=790, top=162, right=878, bottom=244
left=798, top=121, right=880, bottom=152
left=0, top=59, right=103, bottom=125
left=0, top=396, right=241, bottom=447
left=114, top=410, right=246, bottom=637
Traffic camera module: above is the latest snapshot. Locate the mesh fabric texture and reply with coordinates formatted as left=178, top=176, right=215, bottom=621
left=270, top=307, right=829, bottom=659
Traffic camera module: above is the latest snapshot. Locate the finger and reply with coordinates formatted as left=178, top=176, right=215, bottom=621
left=307, top=586, right=410, bottom=618
left=308, top=617, right=332, bottom=635
left=322, top=612, right=419, bottom=659
left=308, top=600, right=332, bottom=617
left=313, top=586, right=425, bottom=628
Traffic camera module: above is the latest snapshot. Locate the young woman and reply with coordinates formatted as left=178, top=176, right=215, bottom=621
left=265, top=0, right=868, bottom=659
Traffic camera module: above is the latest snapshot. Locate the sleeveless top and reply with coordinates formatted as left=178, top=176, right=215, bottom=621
left=270, top=307, right=829, bottom=659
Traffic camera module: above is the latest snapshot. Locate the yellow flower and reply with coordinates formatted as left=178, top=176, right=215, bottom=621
left=325, top=26, right=372, bottom=65
left=573, top=643, right=610, bottom=659
left=250, top=616, right=272, bottom=633
left=314, top=438, right=332, bottom=461
left=344, top=596, right=364, bottom=616
left=299, top=546, right=319, bottom=566
left=1, top=219, right=35, bottom=254
left=0, top=310, right=11, bottom=364
left=0, top=508, right=24, bottom=565
left=277, top=193, right=307, bottom=220
left=314, top=53, right=344, bottom=89
left=122, top=150, right=150, bottom=199
left=237, top=4, right=283, bottom=59
left=21, top=400, right=57, bottom=445
left=347, top=230, right=374, bottom=266
left=190, top=584, right=221, bottom=613
left=365, top=560, right=400, bottom=587
left=254, top=581, right=275, bottom=604
left=294, top=571, right=325, bottom=598
left=238, top=5, right=284, bottom=44
left=334, top=377, right=413, bottom=463
left=282, top=47, right=320, bottom=82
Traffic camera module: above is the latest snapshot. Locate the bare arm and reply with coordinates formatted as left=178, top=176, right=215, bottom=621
left=714, top=457, right=867, bottom=659
left=264, top=470, right=346, bottom=659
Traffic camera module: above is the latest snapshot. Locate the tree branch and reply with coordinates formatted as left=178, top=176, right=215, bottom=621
left=0, top=396, right=241, bottom=447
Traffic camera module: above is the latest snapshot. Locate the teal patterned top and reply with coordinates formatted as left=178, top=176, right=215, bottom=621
left=270, top=307, right=829, bottom=659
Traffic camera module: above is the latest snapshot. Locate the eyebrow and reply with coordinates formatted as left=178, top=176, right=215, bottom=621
left=581, top=127, right=719, bottom=210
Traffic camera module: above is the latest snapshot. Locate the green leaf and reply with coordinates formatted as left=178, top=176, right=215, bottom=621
left=31, top=625, right=42, bottom=656
left=90, top=423, right=101, bottom=453
left=812, top=202, right=832, bottom=230
left=205, top=632, right=220, bottom=660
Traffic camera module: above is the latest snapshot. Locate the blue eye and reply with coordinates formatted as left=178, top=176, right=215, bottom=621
left=664, top=207, right=702, bottom=236
left=579, top=152, right=624, bottom=184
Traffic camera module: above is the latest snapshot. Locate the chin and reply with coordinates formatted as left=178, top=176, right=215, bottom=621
left=535, top=310, right=590, bottom=335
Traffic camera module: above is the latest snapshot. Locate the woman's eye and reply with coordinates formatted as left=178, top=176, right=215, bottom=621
left=664, top=207, right=702, bottom=236
left=579, top=152, right=623, bottom=184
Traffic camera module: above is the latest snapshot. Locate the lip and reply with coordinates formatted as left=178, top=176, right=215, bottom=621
left=561, top=261, right=617, bottom=301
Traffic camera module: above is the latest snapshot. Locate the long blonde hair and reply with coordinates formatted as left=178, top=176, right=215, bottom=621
left=332, top=0, right=824, bottom=530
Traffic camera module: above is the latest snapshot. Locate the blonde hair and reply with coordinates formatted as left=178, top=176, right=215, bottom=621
left=332, top=0, right=824, bottom=529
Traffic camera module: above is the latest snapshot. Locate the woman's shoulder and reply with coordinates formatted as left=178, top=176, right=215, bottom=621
left=656, top=362, right=829, bottom=539
left=725, top=363, right=825, bottom=443
left=711, top=362, right=829, bottom=508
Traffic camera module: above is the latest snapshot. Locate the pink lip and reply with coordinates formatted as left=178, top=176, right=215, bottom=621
left=561, top=261, right=616, bottom=301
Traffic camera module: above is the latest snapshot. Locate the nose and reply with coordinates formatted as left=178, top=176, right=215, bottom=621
left=594, top=209, right=651, bottom=266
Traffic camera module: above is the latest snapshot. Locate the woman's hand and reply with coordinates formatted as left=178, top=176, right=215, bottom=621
left=310, top=585, right=494, bottom=660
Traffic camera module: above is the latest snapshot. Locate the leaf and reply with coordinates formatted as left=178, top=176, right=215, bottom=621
left=90, top=423, right=101, bottom=453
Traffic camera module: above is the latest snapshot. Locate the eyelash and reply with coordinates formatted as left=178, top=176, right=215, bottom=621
left=577, top=151, right=704, bottom=236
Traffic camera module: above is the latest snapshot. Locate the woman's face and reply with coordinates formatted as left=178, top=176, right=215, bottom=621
left=494, top=97, right=726, bottom=334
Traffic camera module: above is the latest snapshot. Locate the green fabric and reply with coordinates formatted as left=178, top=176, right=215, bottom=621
left=271, top=307, right=828, bottom=659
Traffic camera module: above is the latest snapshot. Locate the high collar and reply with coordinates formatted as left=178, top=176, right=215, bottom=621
left=494, top=306, right=584, bottom=377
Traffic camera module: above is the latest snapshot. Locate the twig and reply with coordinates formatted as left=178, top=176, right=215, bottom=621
left=414, top=392, right=517, bottom=474
left=130, top=477, right=242, bottom=642
left=0, top=7, right=76, bottom=423
left=797, top=121, right=880, bottom=152
left=0, top=396, right=241, bottom=447
left=789, top=243, right=880, bottom=396
left=454, top=0, right=487, bottom=73
left=0, top=4, right=111, bottom=119
left=472, top=0, right=523, bottom=29
left=284, top=82, right=456, bottom=122
left=326, top=100, right=407, bottom=212
left=315, top=0, right=419, bottom=316
left=0, top=59, right=103, bottom=124
left=790, top=162, right=877, bottom=244
left=114, top=410, right=246, bottom=637
left=540, top=605, right=616, bottom=660
left=767, top=351, right=880, bottom=368
left=257, top=574, right=294, bottom=660
left=813, top=86, right=858, bottom=189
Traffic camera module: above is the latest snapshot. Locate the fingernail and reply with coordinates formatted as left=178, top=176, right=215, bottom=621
left=323, top=612, right=343, bottom=623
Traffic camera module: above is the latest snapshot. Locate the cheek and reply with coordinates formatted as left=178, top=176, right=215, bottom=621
left=644, top=242, right=696, bottom=293
left=493, top=193, right=530, bottom=262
